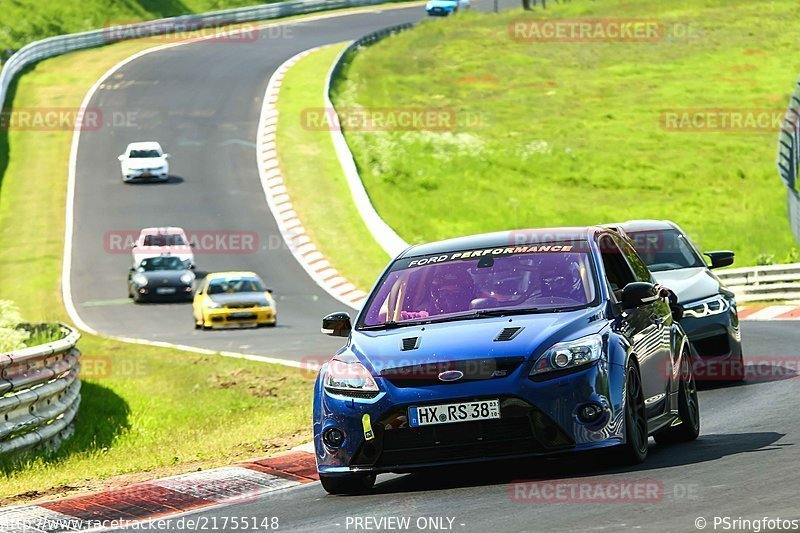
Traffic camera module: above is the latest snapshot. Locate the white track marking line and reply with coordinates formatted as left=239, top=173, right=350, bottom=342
left=0, top=505, right=86, bottom=532
left=255, top=44, right=369, bottom=311
left=61, top=2, right=423, bottom=366
left=151, top=467, right=298, bottom=502
left=744, top=305, right=798, bottom=320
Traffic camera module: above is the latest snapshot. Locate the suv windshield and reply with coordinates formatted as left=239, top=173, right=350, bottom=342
left=358, top=243, right=597, bottom=328
left=130, top=149, right=161, bottom=158
left=207, top=278, right=264, bottom=294
left=626, top=229, right=705, bottom=272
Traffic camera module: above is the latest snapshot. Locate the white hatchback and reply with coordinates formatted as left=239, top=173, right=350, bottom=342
left=119, top=141, right=170, bottom=182
left=131, top=227, right=194, bottom=268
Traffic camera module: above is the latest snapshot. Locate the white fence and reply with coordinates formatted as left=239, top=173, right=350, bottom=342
left=717, top=263, right=800, bottom=303
left=0, top=324, right=81, bottom=456
left=326, top=23, right=414, bottom=258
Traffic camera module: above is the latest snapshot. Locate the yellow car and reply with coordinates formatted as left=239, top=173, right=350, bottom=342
left=193, top=272, right=276, bottom=329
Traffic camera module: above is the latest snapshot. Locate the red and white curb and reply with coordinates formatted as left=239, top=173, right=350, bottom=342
left=256, top=46, right=367, bottom=311
left=0, top=448, right=317, bottom=532
left=738, top=305, right=800, bottom=320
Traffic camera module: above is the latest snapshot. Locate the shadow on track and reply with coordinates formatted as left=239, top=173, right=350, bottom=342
left=123, top=175, right=185, bottom=185
left=366, top=431, right=785, bottom=496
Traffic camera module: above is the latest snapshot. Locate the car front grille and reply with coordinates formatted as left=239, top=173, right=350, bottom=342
left=352, top=397, right=574, bottom=469
left=380, top=357, right=524, bottom=388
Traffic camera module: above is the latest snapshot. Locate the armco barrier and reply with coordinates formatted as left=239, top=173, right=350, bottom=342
left=0, top=323, right=81, bottom=455
left=777, top=75, right=800, bottom=243
left=0, top=0, right=398, bottom=115
left=717, top=263, right=800, bottom=303
left=325, top=23, right=413, bottom=258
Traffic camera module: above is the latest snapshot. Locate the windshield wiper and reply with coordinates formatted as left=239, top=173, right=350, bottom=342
left=359, top=321, right=412, bottom=331
left=359, top=306, right=577, bottom=330
left=469, top=308, right=543, bottom=318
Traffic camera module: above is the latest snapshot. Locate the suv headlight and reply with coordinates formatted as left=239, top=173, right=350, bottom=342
left=530, top=334, right=603, bottom=376
left=325, top=356, right=378, bottom=392
left=682, top=295, right=730, bottom=318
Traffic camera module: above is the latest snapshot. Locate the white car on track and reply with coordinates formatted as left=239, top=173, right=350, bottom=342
left=131, top=227, right=194, bottom=268
left=118, top=141, right=170, bottom=182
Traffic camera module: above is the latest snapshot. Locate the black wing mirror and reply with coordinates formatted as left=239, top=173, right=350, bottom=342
left=620, top=282, right=659, bottom=309
left=322, top=312, right=352, bottom=337
left=705, top=250, right=734, bottom=269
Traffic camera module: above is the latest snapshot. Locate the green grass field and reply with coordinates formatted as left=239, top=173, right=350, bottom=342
left=333, top=0, right=800, bottom=266
left=276, top=44, right=390, bottom=290
left=0, top=25, right=318, bottom=504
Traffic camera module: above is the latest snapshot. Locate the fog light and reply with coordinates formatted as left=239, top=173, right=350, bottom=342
left=323, top=427, right=345, bottom=448
left=578, top=403, right=603, bottom=423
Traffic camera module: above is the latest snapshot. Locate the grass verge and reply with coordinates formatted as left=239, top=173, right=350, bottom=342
left=0, top=13, right=387, bottom=504
left=275, top=44, right=390, bottom=291
left=332, top=0, right=800, bottom=266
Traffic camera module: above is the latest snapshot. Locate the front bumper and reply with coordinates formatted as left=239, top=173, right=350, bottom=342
left=679, top=306, right=743, bottom=380
left=123, top=169, right=168, bottom=181
left=427, top=6, right=453, bottom=15
left=680, top=307, right=741, bottom=360
left=133, top=284, right=193, bottom=301
left=202, top=306, right=276, bottom=328
left=314, top=360, right=625, bottom=475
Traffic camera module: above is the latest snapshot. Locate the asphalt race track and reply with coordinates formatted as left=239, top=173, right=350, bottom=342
left=71, top=2, right=800, bottom=530
left=70, top=0, right=518, bottom=362
left=110, top=324, right=798, bottom=532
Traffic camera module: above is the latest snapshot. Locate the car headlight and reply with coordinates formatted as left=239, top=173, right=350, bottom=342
left=426, top=2, right=434, bottom=7
left=682, top=294, right=730, bottom=319
left=132, top=273, right=148, bottom=286
left=180, top=272, right=195, bottom=285
left=205, top=300, right=221, bottom=308
left=530, top=334, right=603, bottom=376
left=325, top=356, right=378, bottom=392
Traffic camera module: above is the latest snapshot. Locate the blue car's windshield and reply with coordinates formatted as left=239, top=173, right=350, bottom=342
left=359, top=243, right=597, bottom=328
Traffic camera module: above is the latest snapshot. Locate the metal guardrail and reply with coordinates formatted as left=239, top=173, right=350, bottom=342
left=777, top=76, right=800, bottom=243
left=0, top=323, right=81, bottom=455
left=717, top=263, right=800, bottom=302
left=0, top=0, right=398, bottom=114
left=325, top=23, right=414, bottom=258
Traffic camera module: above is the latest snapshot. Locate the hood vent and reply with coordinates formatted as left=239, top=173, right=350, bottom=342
left=494, top=327, right=523, bottom=342
left=401, top=337, right=420, bottom=351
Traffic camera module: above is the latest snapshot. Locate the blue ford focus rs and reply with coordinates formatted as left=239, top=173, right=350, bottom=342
left=313, top=227, right=699, bottom=494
